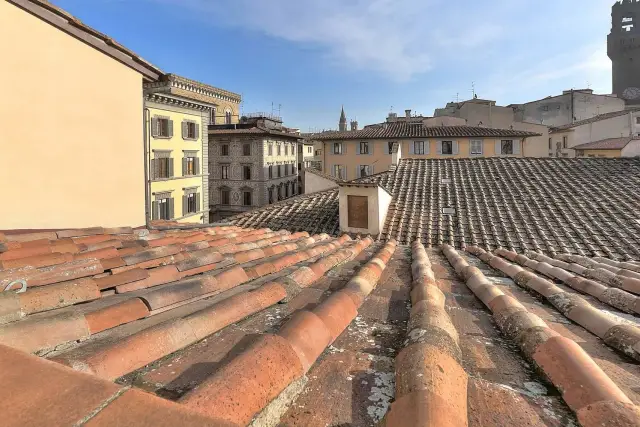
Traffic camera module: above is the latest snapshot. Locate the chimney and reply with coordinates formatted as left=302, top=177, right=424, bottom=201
left=405, top=109, right=412, bottom=119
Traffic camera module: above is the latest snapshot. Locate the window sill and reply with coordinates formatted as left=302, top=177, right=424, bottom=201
left=151, top=174, right=206, bottom=182
left=174, top=210, right=207, bottom=221
left=182, top=138, right=199, bottom=141
left=153, top=136, right=172, bottom=139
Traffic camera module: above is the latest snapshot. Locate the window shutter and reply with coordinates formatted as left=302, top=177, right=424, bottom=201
left=436, top=141, right=442, bottom=155
left=182, top=121, right=187, bottom=139
left=342, top=143, right=346, bottom=155
left=168, top=198, right=175, bottom=219
left=425, top=141, right=430, bottom=154
left=196, top=193, right=201, bottom=212
left=356, top=143, right=361, bottom=155
left=495, top=140, right=502, bottom=156
left=182, top=195, right=187, bottom=216
left=151, top=201, right=159, bottom=220
left=195, top=123, right=200, bottom=139
left=356, top=166, right=360, bottom=178
left=169, top=158, right=174, bottom=177
left=513, top=140, right=522, bottom=155
left=194, top=157, right=200, bottom=175
left=151, top=118, right=159, bottom=137
left=453, top=141, right=459, bottom=155
left=409, top=142, right=415, bottom=155
left=149, top=158, right=156, bottom=180
left=371, top=165, right=375, bottom=174
left=168, top=120, right=174, bottom=138
left=182, top=158, right=187, bottom=176
left=370, top=143, right=374, bottom=155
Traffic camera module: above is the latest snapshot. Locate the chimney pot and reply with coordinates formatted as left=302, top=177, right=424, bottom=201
left=405, top=109, right=411, bottom=119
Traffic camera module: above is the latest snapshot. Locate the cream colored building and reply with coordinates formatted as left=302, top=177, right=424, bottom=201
left=549, top=109, right=640, bottom=157
left=572, top=137, right=640, bottom=158
left=1, top=0, right=162, bottom=230
left=315, top=123, right=540, bottom=181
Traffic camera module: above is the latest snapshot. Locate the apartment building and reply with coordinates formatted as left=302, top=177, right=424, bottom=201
left=2, top=0, right=162, bottom=229
left=208, top=115, right=303, bottom=220
left=143, top=74, right=241, bottom=224
left=315, top=122, right=540, bottom=180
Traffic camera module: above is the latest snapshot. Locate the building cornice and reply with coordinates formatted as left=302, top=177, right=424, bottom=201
left=144, top=74, right=241, bottom=105
left=145, top=93, right=213, bottom=112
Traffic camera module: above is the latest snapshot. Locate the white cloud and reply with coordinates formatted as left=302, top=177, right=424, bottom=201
left=152, top=0, right=506, bottom=81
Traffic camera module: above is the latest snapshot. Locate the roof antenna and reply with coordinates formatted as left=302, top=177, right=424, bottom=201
left=471, top=81, right=476, bottom=99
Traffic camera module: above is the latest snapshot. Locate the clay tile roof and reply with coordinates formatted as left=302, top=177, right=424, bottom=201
left=9, top=0, right=162, bottom=81
left=208, top=126, right=304, bottom=139
left=305, top=167, right=343, bottom=183
left=571, top=136, right=640, bottom=150
left=3, top=164, right=640, bottom=425
left=550, top=108, right=640, bottom=132
left=314, top=122, right=541, bottom=140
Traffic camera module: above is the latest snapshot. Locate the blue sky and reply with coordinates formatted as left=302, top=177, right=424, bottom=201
left=53, top=0, right=614, bottom=131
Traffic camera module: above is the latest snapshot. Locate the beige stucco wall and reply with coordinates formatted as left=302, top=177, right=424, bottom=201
left=305, top=172, right=338, bottom=194
left=579, top=149, right=623, bottom=158
left=325, top=138, right=526, bottom=180
left=622, top=140, right=640, bottom=157
left=338, top=185, right=391, bottom=236
left=571, top=113, right=640, bottom=148
left=0, top=1, right=146, bottom=229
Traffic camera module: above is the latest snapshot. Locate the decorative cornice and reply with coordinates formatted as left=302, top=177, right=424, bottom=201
left=144, top=74, right=241, bottom=104
left=145, top=93, right=212, bottom=111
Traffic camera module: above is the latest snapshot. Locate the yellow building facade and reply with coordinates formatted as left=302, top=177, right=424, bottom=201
left=144, top=75, right=241, bottom=224
left=320, top=136, right=532, bottom=181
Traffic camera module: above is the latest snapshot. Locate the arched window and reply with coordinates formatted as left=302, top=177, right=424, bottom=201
left=268, top=186, right=274, bottom=204
left=210, top=108, right=216, bottom=124
left=277, top=183, right=283, bottom=201
left=225, top=109, right=232, bottom=124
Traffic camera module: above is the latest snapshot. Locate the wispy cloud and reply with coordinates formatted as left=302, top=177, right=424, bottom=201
left=151, top=0, right=507, bottom=82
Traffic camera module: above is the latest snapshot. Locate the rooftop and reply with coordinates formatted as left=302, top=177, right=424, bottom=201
left=9, top=0, right=162, bottom=81
left=229, top=157, right=640, bottom=260
left=572, top=136, right=640, bottom=150
left=550, top=108, right=640, bottom=132
left=314, top=122, right=541, bottom=140
left=2, top=217, right=640, bottom=425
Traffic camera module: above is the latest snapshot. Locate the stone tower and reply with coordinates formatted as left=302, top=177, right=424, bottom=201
left=608, top=0, right=640, bottom=104
left=339, top=106, right=347, bottom=132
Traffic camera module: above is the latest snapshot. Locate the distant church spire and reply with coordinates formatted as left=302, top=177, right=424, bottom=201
left=339, top=106, right=347, bottom=131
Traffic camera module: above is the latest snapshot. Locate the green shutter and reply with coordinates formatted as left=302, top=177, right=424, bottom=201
left=168, top=198, right=175, bottom=219
left=182, top=121, right=187, bottom=139
left=194, top=158, right=200, bottom=175
left=151, top=118, right=159, bottom=137
left=168, top=120, right=174, bottom=138
left=169, top=158, right=174, bottom=177
left=149, top=158, right=156, bottom=180
left=182, top=158, right=187, bottom=176
left=195, top=123, right=200, bottom=139
left=182, top=195, right=187, bottom=216
left=196, top=193, right=201, bottom=212
left=151, top=201, right=159, bottom=220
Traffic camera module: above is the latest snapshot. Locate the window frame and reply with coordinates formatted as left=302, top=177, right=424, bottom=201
left=186, top=193, right=197, bottom=214
left=441, top=140, right=453, bottom=155
left=243, top=143, right=251, bottom=156
left=501, top=139, right=514, bottom=155
left=221, top=144, right=230, bottom=157
left=414, top=141, right=425, bottom=155
left=157, top=158, right=171, bottom=179
left=359, top=165, right=371, bottom=177
left=360, top=141, right=369, bottom=155
left=333, top=142, right=343, bottom=155
left=268, top=143, right=273, bottom=156
left=562, top=136, right=568, bottom=149
left=158, top=118, right=170, bottom=138
left=185, top=157, right=196, bottom=176
left=470, top=140, right=483, bottom=155
left=158, top=197, right=171, bottom=220
left=221, top=164, right=230, bottom=180
left=243, top=190, right=252, bottom=206
left=220, top=188, right=231, bottom=205
left=186, top=122, right=197, bottom=139
left=243, top=165, right=251, bottom=180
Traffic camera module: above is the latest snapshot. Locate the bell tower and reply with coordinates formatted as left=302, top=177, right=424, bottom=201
left=339, top=106, right=347, bottom=132
left=608, top=0, right=640, bottom=104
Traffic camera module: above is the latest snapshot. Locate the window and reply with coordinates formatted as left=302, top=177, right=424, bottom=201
left=220, top=188, right=230, bottom=205
left=542, top=105, right=549, bottom=111
left=243, top=143, right=251, bottom=156
left=333, top=165, right=345, bottom=180
left=548, top=138, right=552, bottom=150
left=156, top=158, right=172, bottom=179
left=562, top=136, right=568, bottom=149
left=268, top=187, right=274, bottom=204
left=308, top=146, right=313, bottom=154
left=278, top=165, right=282, bottom=178
left=157, top=197, right=172, bottom=220
left=243, top=165, right=251, bottom=180
left=225, top=110, right=232, bottom=124
left=152, top=117, right=172, bottom=138
left=470, top=140, right=483, bottom=155
left=501, top=140, right=514, bottom=155
left=284, top=164, right=288, bottom=176
left=636, top=117, right=640, bottom=125
left=284, top=144, right=289, bottom=156
left=360, top=142, right=369, bottom=154
left=359, top=165, right=371, bottom=177
left=442, top=141, right=453, bottom=155
left=185, top=192, right=198, bottom=214
left=414, top=141, right=425, bottom=155
left=221, top=165, right=229, bottom=179
left=221, top=144, right=230, bottom=156
left=243, top=191, right=252, bottom=206
left=268, top=165, right=273, bottom=179
left=210, top=108, right=216, bottom=124
left=388, top=142, right=394, bottom=154
left=277, top=144, right=282, bottom=156
left=183, top=121, right=197, bottom=139
left=333, top=142, right=343, bottom=154
left=183, top=157, right=196, bottom=176
left=298, top=163, right=302, bottom=172
left=268, top=143, right=273, bottom=156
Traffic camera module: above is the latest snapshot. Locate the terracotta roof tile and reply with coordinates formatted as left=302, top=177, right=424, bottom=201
left=550, top=108, right=640, bottom=132
left=572, top=136, right=640, bottom=150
